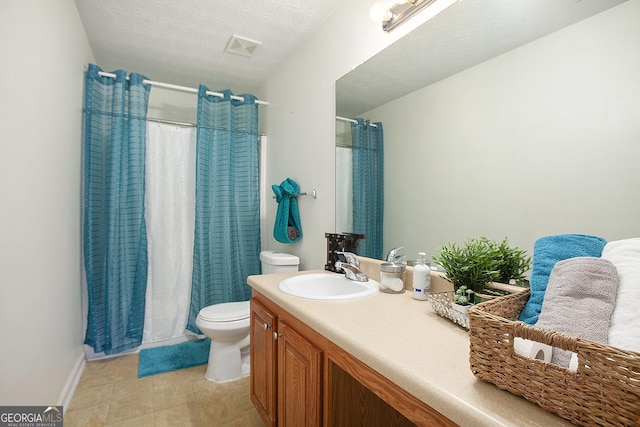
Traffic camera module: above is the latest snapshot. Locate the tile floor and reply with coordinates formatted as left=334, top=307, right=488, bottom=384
left=64, top=353, right=264, bottom=426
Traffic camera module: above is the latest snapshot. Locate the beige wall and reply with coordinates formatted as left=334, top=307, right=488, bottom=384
left=0, top=0, right=95, bottom=405
left=367, top=0, right=640, bottom=260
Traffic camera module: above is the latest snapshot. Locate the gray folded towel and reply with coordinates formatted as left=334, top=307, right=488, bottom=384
left=536, top=257, right=618, bottom=368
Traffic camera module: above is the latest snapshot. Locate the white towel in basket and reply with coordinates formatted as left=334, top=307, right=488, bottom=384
left=602, top=238, right=640, bottom=353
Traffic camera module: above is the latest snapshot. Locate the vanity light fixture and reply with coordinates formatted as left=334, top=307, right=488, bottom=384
left=380, top=0, right=457, bottom=32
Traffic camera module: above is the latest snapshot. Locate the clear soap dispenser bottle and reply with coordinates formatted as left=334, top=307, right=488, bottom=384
left=412, top=252, right=430, bottom=301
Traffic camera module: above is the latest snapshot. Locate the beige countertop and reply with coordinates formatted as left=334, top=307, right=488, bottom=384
left=247, top=265, right=573, bottom=427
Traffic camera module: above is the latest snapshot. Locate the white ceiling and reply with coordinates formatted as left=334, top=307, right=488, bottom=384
left=336, top=0, right=628, bottom=117
left=74, top=0, right=344, bottom=93
left=75, top=0, right=628, bottom=108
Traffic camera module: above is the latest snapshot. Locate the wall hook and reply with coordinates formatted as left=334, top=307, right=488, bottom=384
left=272, top=189, right=317, bottom=199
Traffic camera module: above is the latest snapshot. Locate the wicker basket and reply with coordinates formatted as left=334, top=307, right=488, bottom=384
left=467, top=289, right=640, bottom=426
left=429, top=291, right=470, bottom=329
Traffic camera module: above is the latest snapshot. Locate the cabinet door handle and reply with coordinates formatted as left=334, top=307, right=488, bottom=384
left=273, top=332, right=281, bottom=340
left=263, top=323, right=270, bottom=330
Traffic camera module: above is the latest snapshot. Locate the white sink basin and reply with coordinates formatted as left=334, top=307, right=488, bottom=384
left=278, top=273, right=379, bottom=300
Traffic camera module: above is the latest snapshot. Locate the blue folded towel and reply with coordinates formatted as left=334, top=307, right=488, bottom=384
left=519, top=234, right=607, bottom=324
left=272, top=178, right=302, bottom=244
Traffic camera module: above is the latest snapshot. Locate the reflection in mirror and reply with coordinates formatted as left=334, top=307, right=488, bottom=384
left=335, top=119, right=352, bottom=234
left=335, top=0, right=637, bottom=261
left=335, top=117, right=384, bottom=259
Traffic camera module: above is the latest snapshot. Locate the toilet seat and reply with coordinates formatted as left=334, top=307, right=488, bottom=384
left=198, top=301, right=250, bottom=322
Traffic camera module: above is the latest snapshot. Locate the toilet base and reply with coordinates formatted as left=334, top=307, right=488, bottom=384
left=204, top=338, right=250, bottom=383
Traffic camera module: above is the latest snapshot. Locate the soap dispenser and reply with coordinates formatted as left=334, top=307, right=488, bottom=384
left=412, top=252, right=430, bottom=301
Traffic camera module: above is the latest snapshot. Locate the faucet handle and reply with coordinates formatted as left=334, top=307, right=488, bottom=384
left=334, top=261, right=368, bottom=282
left=386, top=247, right=404, bottom=263
left=336, top=251, right=359, bottom=267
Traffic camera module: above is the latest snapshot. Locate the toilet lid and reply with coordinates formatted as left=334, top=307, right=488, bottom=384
left=198, top=301, right=250, bottom=322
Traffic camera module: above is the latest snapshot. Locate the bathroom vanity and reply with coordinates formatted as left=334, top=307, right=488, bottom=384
left=247, top=265, right=573, bottom=426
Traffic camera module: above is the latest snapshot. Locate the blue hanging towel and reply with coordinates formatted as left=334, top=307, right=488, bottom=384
left=272, top=178, right=302, bottom=243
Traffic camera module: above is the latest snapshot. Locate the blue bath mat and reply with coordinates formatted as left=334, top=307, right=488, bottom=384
left=138, top=338, right=210, bottom=378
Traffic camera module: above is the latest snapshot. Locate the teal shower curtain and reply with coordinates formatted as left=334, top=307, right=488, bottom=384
left=351, top=119, right=384, bottom=259
left=83, top=64, right=150, bottom=354
left=186, top=87, right=261, bottom=333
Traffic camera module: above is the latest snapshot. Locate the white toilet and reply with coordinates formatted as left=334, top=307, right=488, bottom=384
left=196, top=250, right=299, bottom=382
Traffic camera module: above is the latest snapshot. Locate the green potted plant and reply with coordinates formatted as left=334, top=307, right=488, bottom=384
left=432, top=237, right=530, bottom=327
left=453, top=286, right=474, bottom=305
left=451, top=285, right=475, bottom=315
left=474, top=237, right=532, bottom=299
left=493, top=237, right=531, bottom=286
left=433, top=237, right=501, bottom=297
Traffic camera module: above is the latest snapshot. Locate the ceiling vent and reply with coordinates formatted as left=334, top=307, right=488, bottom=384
left=225, top=34, right=262, bottom=58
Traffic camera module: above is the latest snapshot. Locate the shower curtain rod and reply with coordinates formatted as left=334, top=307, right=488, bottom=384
left=96, top=71, right=269, bottom=106
left=336, top=115, right=378, bottom=128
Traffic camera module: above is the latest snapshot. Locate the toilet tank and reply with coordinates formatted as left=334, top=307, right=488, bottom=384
left=260, top=251, right=300, bottom=274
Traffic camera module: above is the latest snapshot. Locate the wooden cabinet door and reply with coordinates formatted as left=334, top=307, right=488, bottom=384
left=277, top=320, right=322, bottom=427
left=250, top=299, right=277, bottom=427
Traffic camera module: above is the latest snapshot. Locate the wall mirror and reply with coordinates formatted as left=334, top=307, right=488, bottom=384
left=335, top=0, right=635, bottom=261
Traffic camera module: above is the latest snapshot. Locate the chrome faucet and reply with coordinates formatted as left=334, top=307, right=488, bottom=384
left=335, top=251, right=368, bottom=282
left=386, top=246, right=406, bottom=264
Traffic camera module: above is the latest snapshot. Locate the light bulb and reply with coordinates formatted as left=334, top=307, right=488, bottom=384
left=369, top=1, right=389, bottom=23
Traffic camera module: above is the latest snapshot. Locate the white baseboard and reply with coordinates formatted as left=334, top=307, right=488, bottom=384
left=57, top=351, right=85, bottom=413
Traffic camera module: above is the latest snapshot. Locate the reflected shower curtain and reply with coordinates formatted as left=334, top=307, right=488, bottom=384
left=335, top=145, right=353, bottom=234
left=83, top=64, right=150, bottom=354
left=187, top=87, right=261, bottom=333
left=143, top=122, right=196, bottom=344
left=351, top=119, right=384, bottom=259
